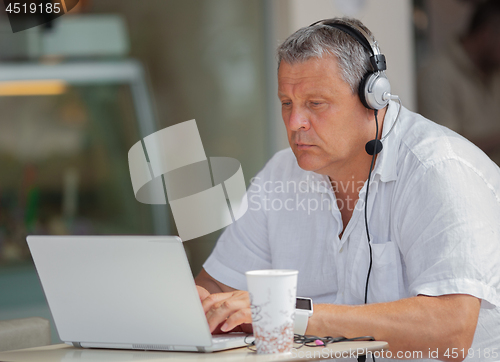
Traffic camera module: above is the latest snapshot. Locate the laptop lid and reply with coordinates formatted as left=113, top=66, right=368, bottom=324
left=27, top=235, right=214, bottom=349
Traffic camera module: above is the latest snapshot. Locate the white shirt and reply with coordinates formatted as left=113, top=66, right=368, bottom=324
left=204, top=101, right=500, bottom=361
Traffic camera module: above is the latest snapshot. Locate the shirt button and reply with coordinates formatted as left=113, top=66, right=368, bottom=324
left=339, top=247, right=343, bottom=253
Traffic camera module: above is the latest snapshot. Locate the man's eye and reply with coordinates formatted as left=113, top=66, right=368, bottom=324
left=310, top=102, right=322, bottom=106
left=281, top=101, right=291, bottom=107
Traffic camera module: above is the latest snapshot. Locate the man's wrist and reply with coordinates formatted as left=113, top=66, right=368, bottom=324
left=305, top=303, right=344, bottom=337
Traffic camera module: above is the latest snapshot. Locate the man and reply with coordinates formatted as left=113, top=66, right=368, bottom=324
left=196, top=17, right=500, bottom=361
left=418, top=0, right=500, bottom=165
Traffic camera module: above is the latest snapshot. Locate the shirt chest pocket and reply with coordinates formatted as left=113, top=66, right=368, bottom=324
left=350, top=240, right=403, bottom=304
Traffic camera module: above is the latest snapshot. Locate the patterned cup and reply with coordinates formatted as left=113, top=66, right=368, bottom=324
left=246, top=269, right=298, bottom=354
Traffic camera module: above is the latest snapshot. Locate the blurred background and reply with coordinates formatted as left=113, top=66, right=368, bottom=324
left=0, top=0, right=498, bottom=344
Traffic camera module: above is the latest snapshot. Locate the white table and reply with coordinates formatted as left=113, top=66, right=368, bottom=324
left=0, top=341, right=389, bottom=361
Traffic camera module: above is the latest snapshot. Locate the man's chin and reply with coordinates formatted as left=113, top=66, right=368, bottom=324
left=292, top=150, right=332, bottom=175
left=294, top=154, right=323, bottom=173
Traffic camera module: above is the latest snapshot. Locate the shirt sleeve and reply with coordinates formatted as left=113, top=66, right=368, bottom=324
left=396, top=158, right=500, bottom=308
left=203, top=171, right=272, bottom=290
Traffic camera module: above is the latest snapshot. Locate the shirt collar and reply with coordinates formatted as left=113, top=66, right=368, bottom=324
left=300, top=171, right=331, bottom=193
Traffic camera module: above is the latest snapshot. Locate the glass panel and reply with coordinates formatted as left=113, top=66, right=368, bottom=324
left=90, top=0, right=270, bottom=276
left=0, top=83, right=155, bottom=265
left=0, top=0, right=269, bottom=343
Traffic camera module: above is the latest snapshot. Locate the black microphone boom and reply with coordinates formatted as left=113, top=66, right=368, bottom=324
left=365, top=139, right=383, bottom=156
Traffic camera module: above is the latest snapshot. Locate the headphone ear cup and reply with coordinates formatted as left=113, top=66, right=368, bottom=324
left=360, top=72, right=391, bottom=110
left=358, top=72, right=372, bottom=109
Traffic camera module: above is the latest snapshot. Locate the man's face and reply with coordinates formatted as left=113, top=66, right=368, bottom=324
left=278, top=56, right=373, bottom=177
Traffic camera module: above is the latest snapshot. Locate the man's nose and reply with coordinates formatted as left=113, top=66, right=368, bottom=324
left=287, top=106, right=310, bottom=132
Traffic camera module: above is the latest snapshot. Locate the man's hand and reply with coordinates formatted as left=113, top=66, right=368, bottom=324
left=196, top=285, right=210, bottom=302
left=195, top=269, right=253, bottom=334
left=201, top=290, right=253, bottom=334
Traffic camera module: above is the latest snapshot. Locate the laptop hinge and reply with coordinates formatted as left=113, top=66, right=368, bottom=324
left=196, top=346, right=206, bottom=352
left=72, top=342, right=82, bottom=348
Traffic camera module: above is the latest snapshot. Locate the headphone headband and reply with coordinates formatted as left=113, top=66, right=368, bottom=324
left=310, top=19, right=387, bottom=72
left=308, top=18, right=391, bottom=110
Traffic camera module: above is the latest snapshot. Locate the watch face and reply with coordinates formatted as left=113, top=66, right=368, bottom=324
left=296, top=298, right=312, bottom=311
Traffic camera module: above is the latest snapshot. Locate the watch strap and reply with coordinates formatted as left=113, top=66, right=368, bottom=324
left=294, top=310, right=309, bottom=335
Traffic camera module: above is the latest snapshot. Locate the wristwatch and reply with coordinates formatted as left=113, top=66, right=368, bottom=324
left=294, top=297, right=313, bottom=335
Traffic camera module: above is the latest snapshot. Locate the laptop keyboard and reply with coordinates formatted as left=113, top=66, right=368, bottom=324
left=212, top=333, right=252, bottom=344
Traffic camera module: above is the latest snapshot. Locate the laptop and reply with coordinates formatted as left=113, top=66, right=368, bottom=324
left=27, top=235, right=252, bottom=352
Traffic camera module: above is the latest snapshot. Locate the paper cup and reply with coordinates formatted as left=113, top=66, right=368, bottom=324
left=246, top=269, right=298, bottom=354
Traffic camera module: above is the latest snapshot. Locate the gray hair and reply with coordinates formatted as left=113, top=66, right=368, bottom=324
left=277, top=17, right=375, bottom=94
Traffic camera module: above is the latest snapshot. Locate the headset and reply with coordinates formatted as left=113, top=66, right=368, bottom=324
left=310, top=19, right=400, bottom=156
left=311, top=19, right=391, bottom=111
